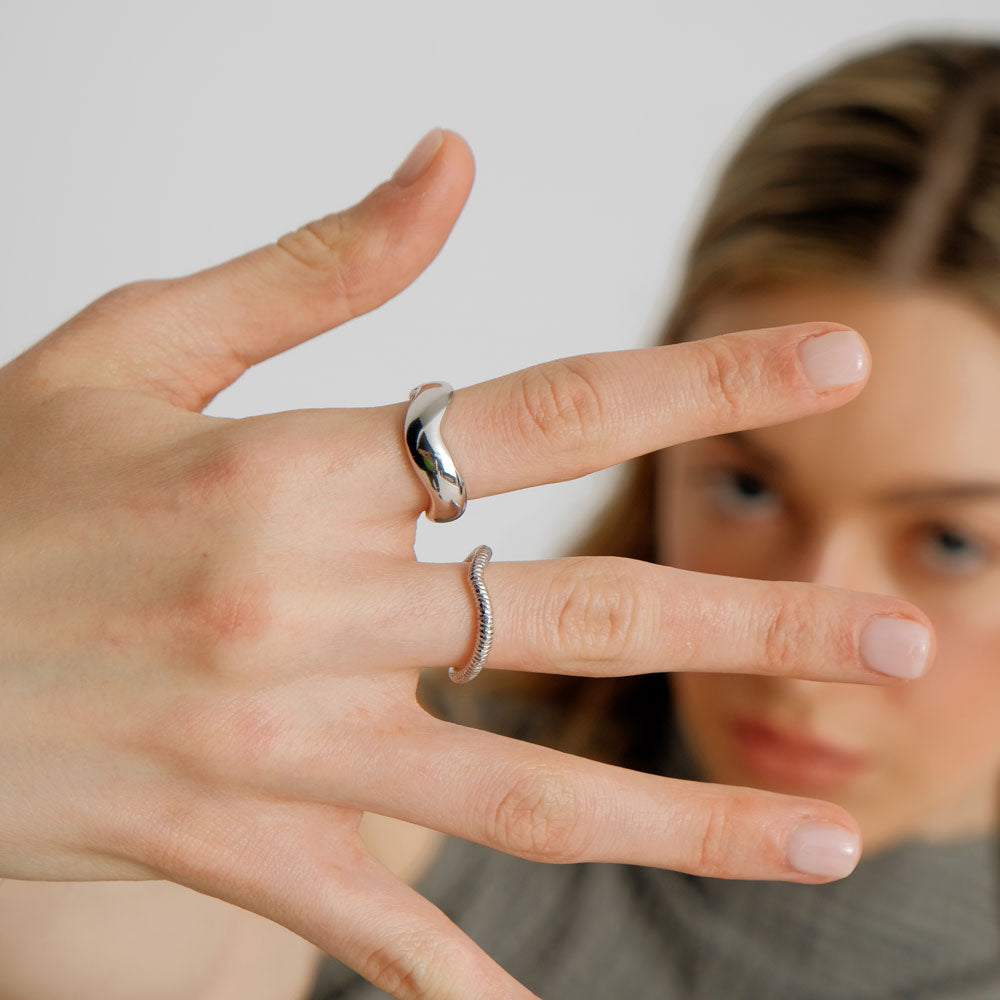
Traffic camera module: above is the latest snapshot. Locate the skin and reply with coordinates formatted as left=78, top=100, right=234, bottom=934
left=659, top=280, right=1000, bottom=856
left=0, top=128, right=939, bottom=999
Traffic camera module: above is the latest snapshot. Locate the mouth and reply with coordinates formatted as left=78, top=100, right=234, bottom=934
left=727, top=714, right=870, bottom=788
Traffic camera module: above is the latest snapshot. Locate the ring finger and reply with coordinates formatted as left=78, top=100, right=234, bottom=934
left=352, top=555, right=934, bottom=683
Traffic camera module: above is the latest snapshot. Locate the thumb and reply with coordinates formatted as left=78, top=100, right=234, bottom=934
left=34, top=128, right=475, bottom=411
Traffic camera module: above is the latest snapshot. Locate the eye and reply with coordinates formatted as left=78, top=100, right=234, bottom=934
left=699, top=466, right=783, bottom=519
left=915, top=522, right=990, bottom=577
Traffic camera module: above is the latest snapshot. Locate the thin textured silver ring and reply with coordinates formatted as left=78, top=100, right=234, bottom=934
left=449, top=544, right=494, bottom=684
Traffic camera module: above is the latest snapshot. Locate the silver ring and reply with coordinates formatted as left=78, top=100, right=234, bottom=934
left=450, top=544, right=494, bottom=683
left=404, top=381, right=467, bottom=523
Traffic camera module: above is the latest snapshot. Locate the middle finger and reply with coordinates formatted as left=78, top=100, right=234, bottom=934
left=370, top=320, right=869, bottom=512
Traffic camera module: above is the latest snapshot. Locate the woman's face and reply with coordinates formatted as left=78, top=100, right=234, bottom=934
left=657, top=280, right=1000, bottom=854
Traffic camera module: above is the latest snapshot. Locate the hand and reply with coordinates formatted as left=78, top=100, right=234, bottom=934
left=0, top=128, right=934, bottom=1000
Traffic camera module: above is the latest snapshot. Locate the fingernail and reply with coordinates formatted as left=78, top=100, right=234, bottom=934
left=391, top=128, right=444, bottom=187
left=860, top=617, right=931, bottom=679
left=788, top=822, right=861, bottom=879
left=798, top=329, right=869, bottom=390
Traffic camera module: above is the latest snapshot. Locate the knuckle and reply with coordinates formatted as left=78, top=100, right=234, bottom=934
left=173, top=564, right=276, bottom=661
left=273, top=212, right=378, bottom=320
left=548, top=557, right=643, bottom=666
left=693, top=337, right=755, bottom=426
left=91, top=278, right=174, bottom=317
left=147, top=430, right=308, bottom=675
left=488, top=766, right=589, bottom=862
left=140, top=688, right=283, bottom=793
left=757, top=585, right=809, bottom=677
left=183, top=435, right=263, bottom=507
left=180, top=426, right=297, bottom=517
left=694, top=795, right=739, bottom=878
left=513, top=356, right=605, bottom=454
left=275, top=212, right=349, bottom=270
left=213, top=696, right=282, bottom=772
left=358, top=937, right=451, bottom=1000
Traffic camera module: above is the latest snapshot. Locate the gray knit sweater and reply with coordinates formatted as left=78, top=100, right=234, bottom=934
left=309, top=721, right=1000, bottom=999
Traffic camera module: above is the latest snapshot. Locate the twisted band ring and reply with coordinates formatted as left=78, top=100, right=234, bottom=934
left=450, top=544, right=494, bottom=684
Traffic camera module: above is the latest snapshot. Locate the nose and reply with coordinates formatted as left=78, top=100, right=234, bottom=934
left=795, top=521, right=899, bottom=598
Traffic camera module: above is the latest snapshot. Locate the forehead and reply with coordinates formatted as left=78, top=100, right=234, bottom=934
left=682, top=281, right=1000, bottom=491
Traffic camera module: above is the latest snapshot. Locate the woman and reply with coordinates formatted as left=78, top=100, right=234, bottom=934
left=0, top=33, right=985, bottom=1000
left=309, top=34, right=1000, bottom=998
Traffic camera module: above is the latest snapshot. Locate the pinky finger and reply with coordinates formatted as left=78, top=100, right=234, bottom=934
left=300, top=856, right=540, bottom=1000
left=167, top=798, right=540, bottom=1000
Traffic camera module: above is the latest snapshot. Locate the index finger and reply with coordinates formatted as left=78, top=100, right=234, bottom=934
left=379, top=322, right=867, bottom=505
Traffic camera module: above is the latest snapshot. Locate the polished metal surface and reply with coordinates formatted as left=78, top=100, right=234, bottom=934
left=450, top=544, right=494, bottom=683
left=404, top=381, right=467, bottom=522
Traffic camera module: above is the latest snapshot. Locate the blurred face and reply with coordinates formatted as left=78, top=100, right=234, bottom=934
left=657, top=281, right=1000, bottom=854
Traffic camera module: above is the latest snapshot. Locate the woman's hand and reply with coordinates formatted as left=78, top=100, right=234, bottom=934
left=0, top=129, right=934, bottom=1000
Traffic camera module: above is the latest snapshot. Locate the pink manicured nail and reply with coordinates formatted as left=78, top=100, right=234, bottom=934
left=392, top=128, right=444, bottom=186
left=787, top=822, right=861, bottom=879
left=798, top=329, right=869, bottom=390
left=860, top=617, right=931, bottom=679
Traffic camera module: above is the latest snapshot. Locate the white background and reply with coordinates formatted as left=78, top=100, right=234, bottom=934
left=2, top=1, right=999, bottom=564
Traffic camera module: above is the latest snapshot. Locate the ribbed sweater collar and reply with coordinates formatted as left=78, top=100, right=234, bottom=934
left=640, top=720, right=1000, bottom=998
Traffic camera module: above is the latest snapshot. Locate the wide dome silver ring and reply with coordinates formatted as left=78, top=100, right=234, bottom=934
left=404, top=381, right=467, bottom=523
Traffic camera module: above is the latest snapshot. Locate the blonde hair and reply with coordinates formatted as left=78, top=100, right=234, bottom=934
left=418, top=35, right=1000, bottom=772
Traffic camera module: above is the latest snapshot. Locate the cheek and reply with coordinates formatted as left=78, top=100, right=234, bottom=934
left=896, top=617, right=1000, bottom=776
left=657, top=461, right=781, bottom=579
left=668, top=671, right=756, bottom=763
left=661, top=505, right=775, bottom=581
left=659, top=475, right=723, bottom=570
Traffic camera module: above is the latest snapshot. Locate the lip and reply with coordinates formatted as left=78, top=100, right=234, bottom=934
left=728, top=715, right=870, bottom=789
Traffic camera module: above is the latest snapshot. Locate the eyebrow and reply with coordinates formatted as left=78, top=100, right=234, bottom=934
left=716, top=430, right=1000, bottom=505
